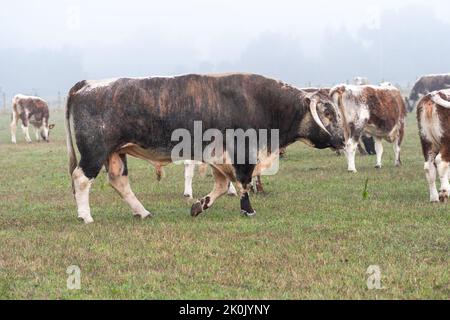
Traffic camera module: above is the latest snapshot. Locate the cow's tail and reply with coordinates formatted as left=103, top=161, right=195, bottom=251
left=65, top=81, right=86, bottom=194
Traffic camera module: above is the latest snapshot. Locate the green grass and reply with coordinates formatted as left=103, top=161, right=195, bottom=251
left=0, top=110, right=448, bottom=300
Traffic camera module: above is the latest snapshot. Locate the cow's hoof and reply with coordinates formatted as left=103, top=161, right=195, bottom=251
left=348, top=169, right=357, bottom=173
left=430, top=192, right=440, bottom=203
left=78, top=216, right=94, bottom=224
left=241, top=210, right=256, bottom=217
left=191, top=201, right=204, bottom=217
left=375, top=165, right=382, bottom=169
left=439, top=190, right=449, bottom=203
left=134, top=210, right=152, bottom=219
left=184, top=193, right=193, bottom=200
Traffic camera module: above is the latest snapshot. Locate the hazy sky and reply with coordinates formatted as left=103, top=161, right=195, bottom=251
left=1, top=0, right=450, bottom=97
left=2, top=0, right=450, bottom=57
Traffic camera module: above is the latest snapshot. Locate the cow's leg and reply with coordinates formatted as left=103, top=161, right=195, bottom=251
left=35, top=127, right=41, bottom=141
left=191, top=167, right=229, bottom=217
left=22, top=125, right=32, bottom=143
left=424, top=158, right=439, bottom=202
left=72, top=152, right=106, bottom=223
left=19, top=113, right=32, bottom=143
left=357, top=138, right=368, bottom=156
left=374, top=138, right=384, bottom=169
left=72, top=167, right=96, bottom=224
left=10, top=111, right=18, bottom=144
left=435, top=153, right=450, bottom=203
left=255, top=175, right=264, bottom=193
left=108, top=153, right=151, bottom=219
left=420, top=133, right=439, bottom=202
left=235, top=164, right=256, bottom=216
left=250, top=176, right=265, bottom=193
left=183, top=161, right=195, bottom=199
left=394, top=123, right=405, bottom=167
left=198, top=162, right=208, bottom=178
left=227, top=181, right=238, bottom=196
left=344, top=137, right=358, bottom=173
left=393, top=137, right=402, bottom=167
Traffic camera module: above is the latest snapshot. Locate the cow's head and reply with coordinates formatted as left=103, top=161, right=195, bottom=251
left=301, top=91, right=345, bottom=150
left=40, top=123, right=55, bottom=142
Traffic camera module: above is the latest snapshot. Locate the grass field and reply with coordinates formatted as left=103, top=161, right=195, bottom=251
left=0, top=110, right=448, bottom=300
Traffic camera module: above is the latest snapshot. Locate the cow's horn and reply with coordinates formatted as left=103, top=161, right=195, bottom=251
left=308, top=94, right=331, bottom=136
left=431, top=91, right=450, bottom=109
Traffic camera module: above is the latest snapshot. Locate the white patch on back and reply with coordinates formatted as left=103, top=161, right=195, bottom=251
left=420, top=103, right=443, bottom=147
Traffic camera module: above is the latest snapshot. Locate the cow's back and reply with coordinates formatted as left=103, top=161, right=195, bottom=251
left=365, top=87, right=406, bottom=132
left=67, top=73, right=302, bottom=153
left=13, top=94, right=49, bottom=121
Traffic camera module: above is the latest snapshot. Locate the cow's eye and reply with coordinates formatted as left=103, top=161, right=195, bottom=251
left=324, top=109, right=333, bottom=119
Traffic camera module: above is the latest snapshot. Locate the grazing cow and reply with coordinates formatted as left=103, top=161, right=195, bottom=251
left=330, top=85, right=407, bottom=172
left=10, top=94, right=55, bottom=143
left=410, top=74, right=450, bottom=111
left=417, top=89, right=450, bottom=202
left=65, top=73, right=345, bottom=223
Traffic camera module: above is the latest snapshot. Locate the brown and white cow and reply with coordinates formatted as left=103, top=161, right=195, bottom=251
left=10, top=94, right=55, bottom=143
left=330, top=85, right=407, bottom=172
left=417, top=89, right=450, bottom=202
left=65, top=73, right=345, bottom=223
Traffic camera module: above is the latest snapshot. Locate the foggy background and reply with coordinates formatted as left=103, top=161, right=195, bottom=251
left=1, top=0, right=450, bottom=105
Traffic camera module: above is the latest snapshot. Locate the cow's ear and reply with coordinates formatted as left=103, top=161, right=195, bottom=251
left=304, top=97, right=311, bottom=105
left=49, top=124, right=55, bottom=129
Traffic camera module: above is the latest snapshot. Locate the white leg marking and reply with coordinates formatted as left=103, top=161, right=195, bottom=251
left=191, top=168, right=230, bottom=216
left=35, top=127, right=40, bottom=141
left=374, top=138, right=384, bottom=168
left=10, top=113, right=18, bottom=144
left=227, top=182, right=238, bottom=196
left=22, top=125, right=32, bottom=143
left=108, top=174, right=151, bottom=219
left=184, top=162, right=195, bottom=199
left=436, top=155, right=450, bottom=202
left=344, top=138, right=358, bottom=173
left=424, top=161, right=439, bottom=202
left=393, top=138, right=401, bottom=167
left=72, top=167, right=94, bottom=224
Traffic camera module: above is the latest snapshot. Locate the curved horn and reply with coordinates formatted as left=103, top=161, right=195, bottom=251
left=308, top=96, right=331, bottom=136
left=431, top=91, right=450, bottom=109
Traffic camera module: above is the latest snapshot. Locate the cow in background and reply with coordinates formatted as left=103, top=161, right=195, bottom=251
left=331, top=85, right=407, bottom=172
left=417, top=89, right=450, bottom=202
left=409, top=74, right=450, bottom=111
left=303, top=87, right=376, bottom=156
left=10, top=94, right=55, bottom=143
left=353, top=77, right=370, bottom=86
